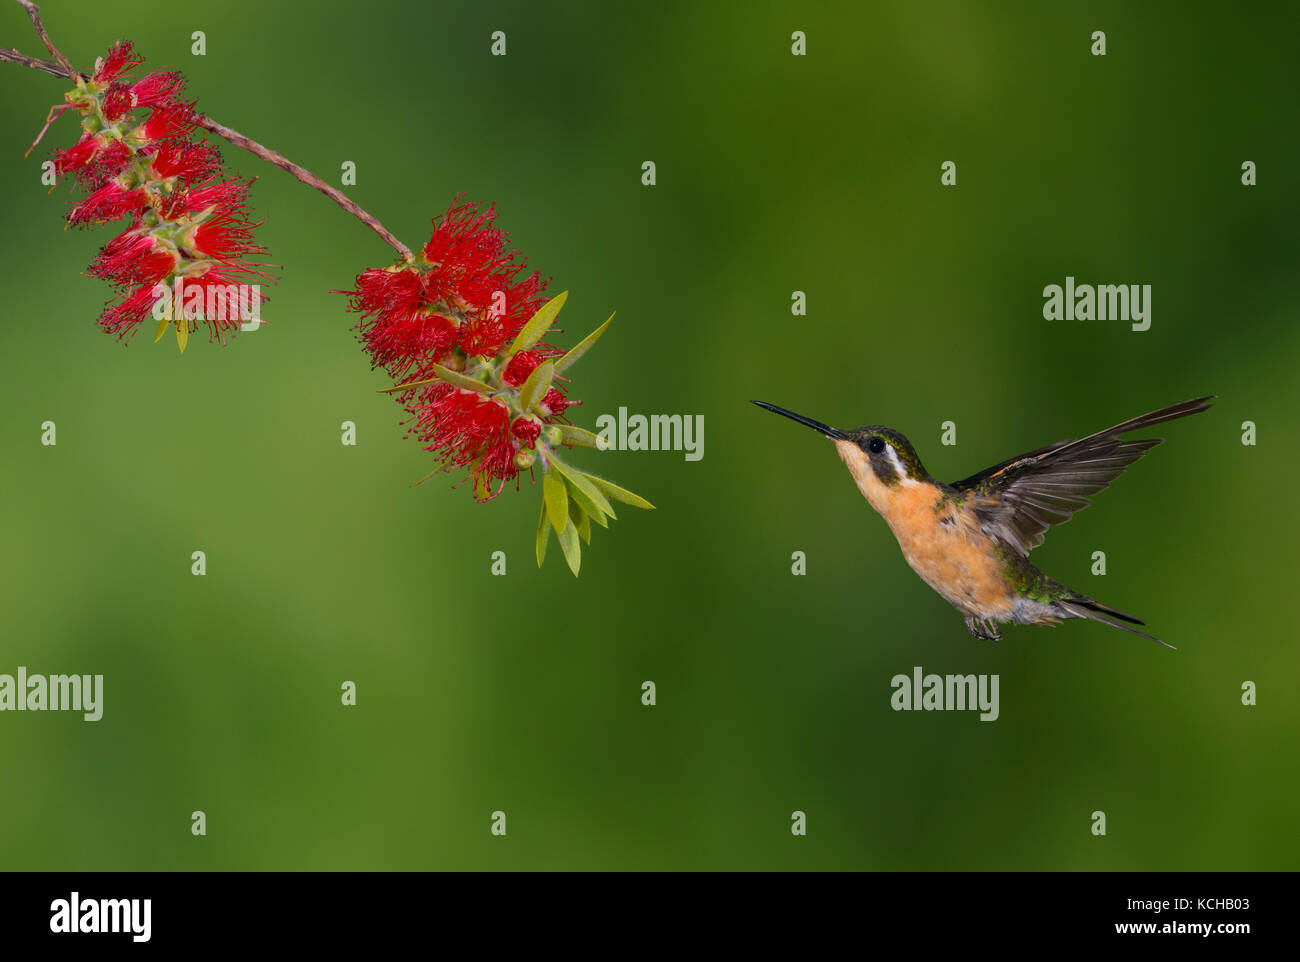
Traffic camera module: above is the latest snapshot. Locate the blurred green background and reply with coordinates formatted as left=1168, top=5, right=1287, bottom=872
left=1, top=1, right=1296, bottom=871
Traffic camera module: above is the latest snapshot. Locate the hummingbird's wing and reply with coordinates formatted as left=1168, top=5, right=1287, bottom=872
left=951, top=396, right=1214, bottom=556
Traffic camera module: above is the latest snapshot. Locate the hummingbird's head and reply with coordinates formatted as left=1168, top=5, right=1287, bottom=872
left=751, top=401, right=932, bottom=508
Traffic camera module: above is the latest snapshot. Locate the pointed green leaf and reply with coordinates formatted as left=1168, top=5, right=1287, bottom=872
left=508, top=290, right=569, bottom=355
left=378, top=364, right=493, bottom=395
left=410, top=466, right=441, bottom=488
left=557, top=424, right=610, bottom=450
left=543, top=466, right=568, bottom=534
left=569, top=496, right=592, bottom=544
left=554, top=312, right=614, bottom=374
left=175, top=319, right=188, bottom=354
left=549, top=455, right=615, bottom=519
left=586, top=473, right=655, bottom=510
left=518, top=361, right=554, bottom=413
left=535, top=498, right=550, bottom=567
left=557, top=514, right=582, bottom=576
left=154, top=316, right=169, bottom=343
left=562, top=472, right=610, bottom=528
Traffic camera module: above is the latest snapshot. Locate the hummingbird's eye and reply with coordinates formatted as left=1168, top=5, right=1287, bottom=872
left=867, top=437, right=885, bottom=454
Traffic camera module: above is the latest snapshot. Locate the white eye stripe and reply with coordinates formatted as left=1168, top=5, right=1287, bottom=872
left=883, top=443, right=906, bottom=475
left=882, top=442, right=920, bottom=485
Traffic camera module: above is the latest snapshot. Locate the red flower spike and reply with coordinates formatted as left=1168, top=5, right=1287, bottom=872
left=94, top=41, right=143, bottom=83
left=342, top=199, right=644, bottom=528
left=43, top=41, right=271, bottom=349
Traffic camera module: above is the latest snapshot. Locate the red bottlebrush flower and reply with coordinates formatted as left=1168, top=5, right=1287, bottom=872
left=336, top=200, right=648, bottom=510
left=175, top=179, right=249, bottom=216
left=54, top=136, right=101, bottom=176
left=511, top=416, right=542, bottom=446
left=500, top=350, right=542, bottom=387
left=130, top=70, right=185, bottom=108
left=148, top=140, right=222, bottom=183
left=89, top=231, right=178, bottom=289
left=68, top=180, right=147, bottom=225
left=94, top=41, right=143, bottom=83
left=175, top=268, right=257, bottom=342
left=76, top=139, right=132, bottom=190
left=365, top=313, right=457, bottom=379
left=346, top=267, right=426, bottom=329
left=136, top=102, right=196, bottom=142
left=99, top=283, right=160, bottom=339
left=475, top=434, right=520, bottom=493
left=419, top=198, right=547, bottom=354
left=41, top=40, right=270, bottom=351
left=188, top=207, right=260, bottom=262
left=457, top=310, right=506, bottom=358
left=540, top=387, right=575, bottom=415
left=413, top=388, right=513, bottom=472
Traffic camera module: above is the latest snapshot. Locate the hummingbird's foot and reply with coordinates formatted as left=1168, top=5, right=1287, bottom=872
left=964, top=615, right=1002, bottom=641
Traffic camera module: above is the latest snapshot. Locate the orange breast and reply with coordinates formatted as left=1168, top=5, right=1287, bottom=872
left=834, top=440, right=1015, bottom=617
left=887, top=490, right=1015, bottom=617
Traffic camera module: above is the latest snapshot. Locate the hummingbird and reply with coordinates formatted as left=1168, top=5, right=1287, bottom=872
left=751, top=396, right=1215, bottom=648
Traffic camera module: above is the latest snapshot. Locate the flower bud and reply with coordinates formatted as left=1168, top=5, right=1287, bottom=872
left=501, top=350, right=542, bottom=387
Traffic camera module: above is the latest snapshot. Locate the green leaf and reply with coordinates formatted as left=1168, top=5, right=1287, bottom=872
left=557, top=424, right=610, bottom=450
left=153, top=317, right=169, bottom=343
left=518, top=361, right=554, bottom=413
left=543, top=466, right=568, bottom=534
left=410, top=466, right=441, bottom=488
left=549, top=455, right=616, bottom=520
left=557, top=514, right=582, bottom=576
left=378, top=363, right=493, bottom=395
left=554, top=312, right=614, bottom=374
left=175, top=319, right=188, bottom=354
left=562, top=472, right=610, bottom=528
left=508, top=290, right=569, bottom=355
left=535, top=498, right=550, bottom=567
left=586, top=473, right=655, bottom=510
left=569, top=496, right=592, bottom=544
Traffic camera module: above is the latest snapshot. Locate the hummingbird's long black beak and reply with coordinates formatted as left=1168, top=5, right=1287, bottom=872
left=751, top=401, right=849, bottom=440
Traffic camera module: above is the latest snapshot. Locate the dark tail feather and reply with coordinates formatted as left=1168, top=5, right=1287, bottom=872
left=1059, top=599, right=1175, bottom=650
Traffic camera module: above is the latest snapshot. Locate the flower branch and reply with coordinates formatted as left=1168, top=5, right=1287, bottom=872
left=5, top=0, right=651, bottom=574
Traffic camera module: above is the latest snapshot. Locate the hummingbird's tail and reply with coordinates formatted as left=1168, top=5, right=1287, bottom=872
left=1057, top=596, right=1174, bottom=650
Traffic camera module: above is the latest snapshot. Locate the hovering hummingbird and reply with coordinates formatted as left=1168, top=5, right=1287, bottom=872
left=751, top=396, right=1215, bottom=648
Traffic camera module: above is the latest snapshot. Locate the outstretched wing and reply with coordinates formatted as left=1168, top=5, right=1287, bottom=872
left=952, top=396, right=1214, bottom=556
